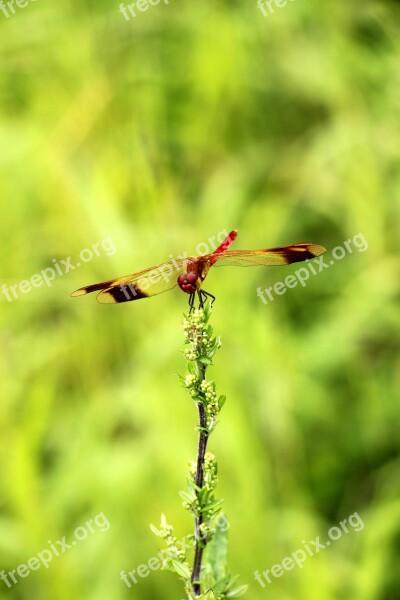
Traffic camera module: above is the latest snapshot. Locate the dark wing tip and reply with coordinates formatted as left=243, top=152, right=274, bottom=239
left=274, top=242, right=327, bottom=264
left=70, top=279, right=116, bottom=298
left=289, top=243, right=327, bottom=262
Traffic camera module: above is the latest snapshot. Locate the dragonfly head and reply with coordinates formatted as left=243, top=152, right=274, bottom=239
left=178, top=272, right=199, bottom=294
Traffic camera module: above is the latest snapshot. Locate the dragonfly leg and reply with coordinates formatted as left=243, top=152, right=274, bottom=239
left=188, top=292, right=196, bottom=313
left=198, top=289, right=205, bottom=309
left=199, top=289, right=216, bottom=308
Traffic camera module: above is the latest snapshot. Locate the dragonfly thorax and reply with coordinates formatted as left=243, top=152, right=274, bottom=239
left=178, top=272, right=199, bottom=294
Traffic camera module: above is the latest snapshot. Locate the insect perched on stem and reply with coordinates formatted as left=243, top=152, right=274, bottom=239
left=71, top=230, right=326, bottom=311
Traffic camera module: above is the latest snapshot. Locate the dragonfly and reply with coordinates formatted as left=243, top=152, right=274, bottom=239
left=71, top=230, right=326, bottom=310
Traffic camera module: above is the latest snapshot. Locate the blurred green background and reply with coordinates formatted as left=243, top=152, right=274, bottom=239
left=1, top=0, right=399, bottom=598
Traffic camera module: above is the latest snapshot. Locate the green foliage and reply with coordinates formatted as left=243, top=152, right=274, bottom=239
left=203, top=515, right=247, bottom=598
left=154, top=306, right=246, bottom=597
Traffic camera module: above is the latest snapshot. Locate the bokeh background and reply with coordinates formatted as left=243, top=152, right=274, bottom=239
left=1, top=0, right=399, bottom=599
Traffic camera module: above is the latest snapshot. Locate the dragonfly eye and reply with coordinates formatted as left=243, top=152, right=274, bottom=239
left=178, top=273, right=198, bottom=293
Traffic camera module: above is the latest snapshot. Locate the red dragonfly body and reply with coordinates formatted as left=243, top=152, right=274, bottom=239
left=71, top=230, right=325, bottom=308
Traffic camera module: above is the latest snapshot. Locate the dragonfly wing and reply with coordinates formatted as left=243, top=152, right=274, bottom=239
left=211, top=244, right=326, bottom=267
left=71, top=259, right=188, bottom=304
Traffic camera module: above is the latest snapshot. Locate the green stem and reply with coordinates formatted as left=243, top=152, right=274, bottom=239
left=191, top=365, right=209, bottom=596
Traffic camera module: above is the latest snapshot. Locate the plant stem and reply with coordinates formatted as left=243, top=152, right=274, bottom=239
left=191, top=365, right=209, bottom=596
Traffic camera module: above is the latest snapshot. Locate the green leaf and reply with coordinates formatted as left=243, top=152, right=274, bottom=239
left=160, top=513, right=168, bottom=527
left=198, top=487, right=210, bottom=506
left=218, top=395, right=226, bottom=410
left=149, top=523, right=161, bottom=536
left=201, top=498, right=224, bottom=513
left=194, top=361, right=203, bottom=377
left=187, top=479, right=201, bottom=494
left=212, top=575, right=231, bottom=596
left=187, top=362, right=197, bottom=376
left=195, top=426, right=209, bottom=435
left=208, top=338, right=219, bottom=352
left=179, top=490, right=195, bottom=503
left=199, top=357, right=213, bottom=365
left=171, top=560, right=191, bottom=580
left=226, top=585, right=248, bottom=597
left=205, top=512, right=228, bottom=582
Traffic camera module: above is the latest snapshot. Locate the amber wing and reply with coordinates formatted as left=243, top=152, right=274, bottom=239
left=211, top=243, right=326, bottom=267
left=71, top=259, right=188, bottom=304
